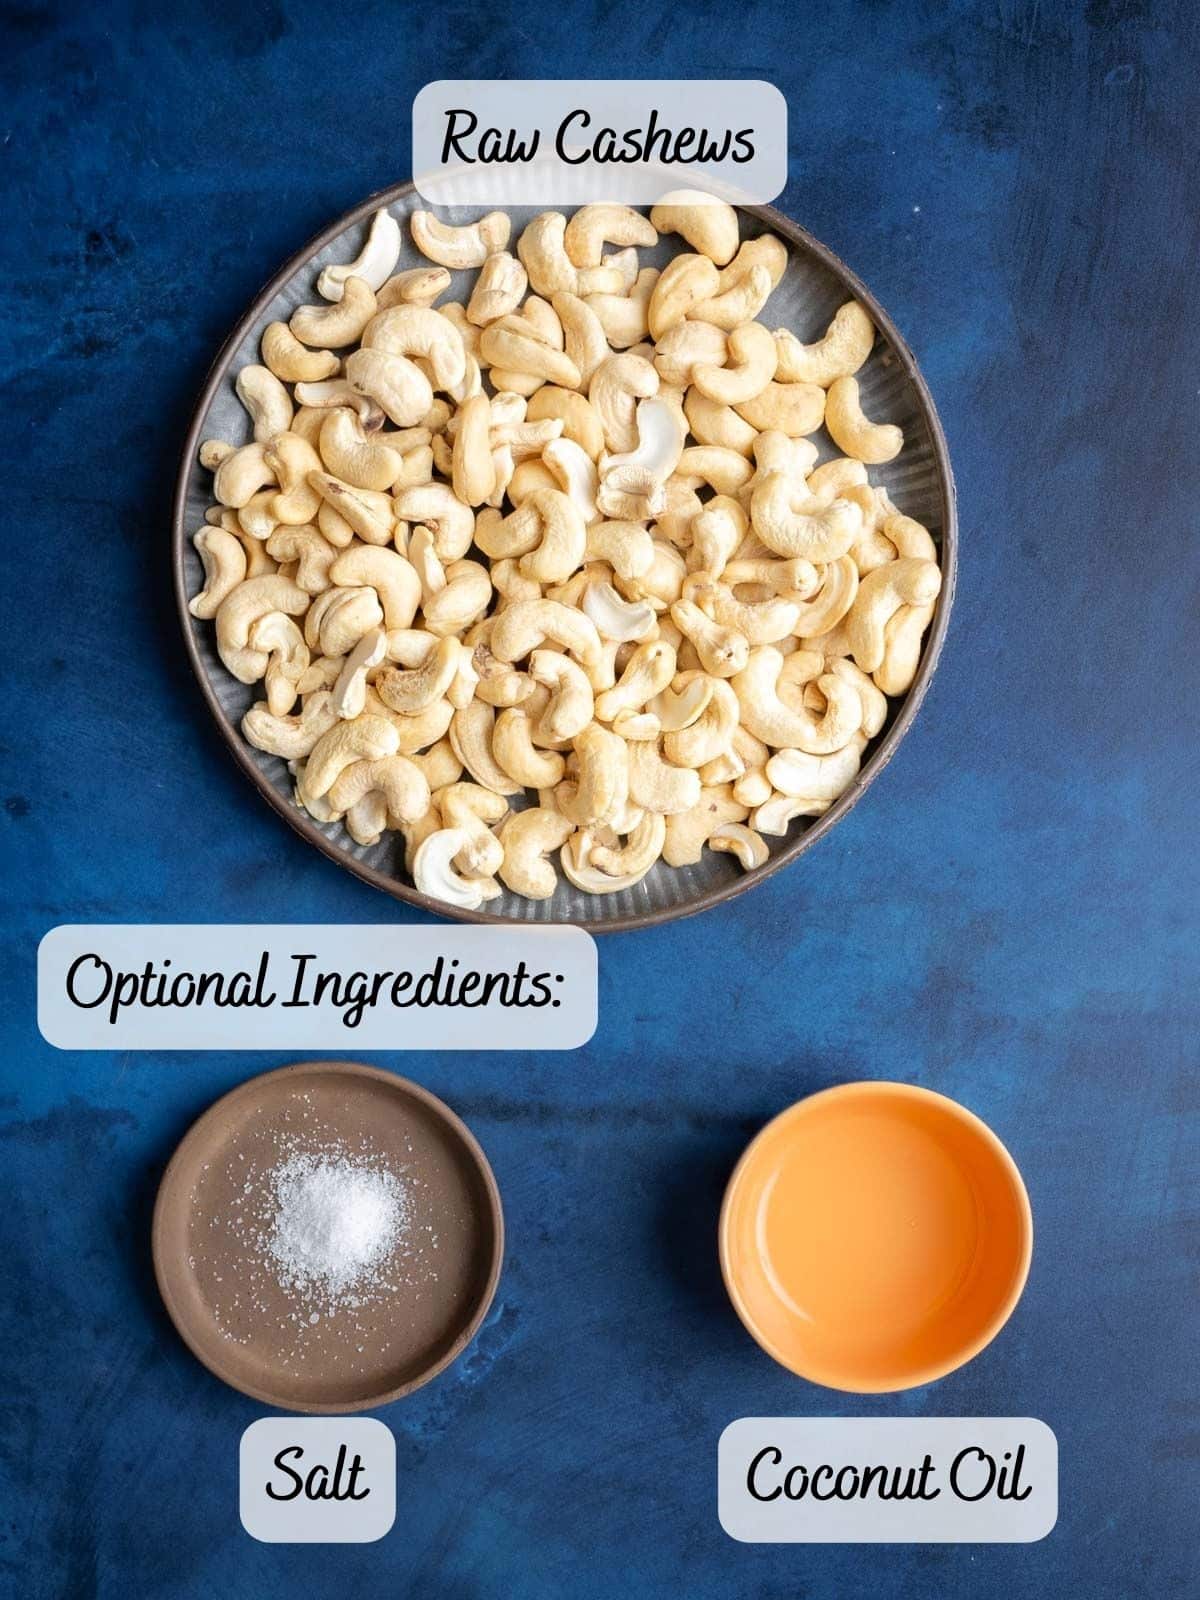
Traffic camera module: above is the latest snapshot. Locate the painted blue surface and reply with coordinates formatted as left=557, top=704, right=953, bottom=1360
left=2, top=1, right=1197, bottom=1594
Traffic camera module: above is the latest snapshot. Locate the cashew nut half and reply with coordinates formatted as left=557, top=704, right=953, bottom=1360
left=824, top=375, right=904, bottom=464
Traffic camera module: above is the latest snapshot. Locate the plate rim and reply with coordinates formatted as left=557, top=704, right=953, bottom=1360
left=151, top=1059, right=505, bottom=1413
left=171, top=180, right=959, bottom=933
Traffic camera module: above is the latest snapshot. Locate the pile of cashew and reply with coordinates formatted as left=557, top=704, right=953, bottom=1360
left=191, top=196, right=941, bottom=910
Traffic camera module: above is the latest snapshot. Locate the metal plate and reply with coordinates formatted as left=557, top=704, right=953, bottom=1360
left=173, top=183, right=957, bottom=931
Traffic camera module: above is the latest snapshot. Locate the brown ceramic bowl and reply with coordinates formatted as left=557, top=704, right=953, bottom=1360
left=152, top=1061, right=504, bottom=1412
left=173, top=183, right=957, bottom=931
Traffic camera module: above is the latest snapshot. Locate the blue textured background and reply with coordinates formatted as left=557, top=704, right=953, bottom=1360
left=2, top=1, right=1198, bottom=1594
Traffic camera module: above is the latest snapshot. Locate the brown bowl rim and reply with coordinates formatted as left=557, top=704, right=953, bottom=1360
left=151, top=1059, right=505, bottom=1413
left=172, top=181, right=958, bottom=934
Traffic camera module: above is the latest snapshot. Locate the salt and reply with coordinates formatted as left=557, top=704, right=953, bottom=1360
left=264, top=1151, right=409, bottom=1307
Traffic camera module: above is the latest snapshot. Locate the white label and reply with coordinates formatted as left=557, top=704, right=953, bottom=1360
left=719, top=1418, right=1057, bottom=1543
left=413, top=79, right=787, bottom=206
left=38, top=924, right=596, bottom=1050
left=240, top=1418, right=395, bottom=1543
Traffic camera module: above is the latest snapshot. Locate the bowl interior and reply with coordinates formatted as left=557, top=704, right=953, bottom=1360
left=153, top=1062, right=503, bottom=1412
left=177, top=188, right=954, bottom=928
left=720, top=1084, right=1030, bottom=1392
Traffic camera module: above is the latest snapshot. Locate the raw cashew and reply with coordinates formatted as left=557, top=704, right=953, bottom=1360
left=328, top=752, right=430, bottom=846
left=236, top=365, right=293, bottom=441
left=708, top=821, right=769, bottom=870
left=329, top=545, right=420, bottom=631
left=318, top=408, right=401, bottom=492
left=421, top=560, right=492, bottom=636
left=824, top=375, right=904, bottom=463
left=688, top=496, right=747, bottom=576
left=735, top=380, right=825, bottom=437
left=627, top=739, right=702, bottom=815
left=479, top=316, right=581, bottom=388
left=751, top=474, right=863, bottom=563
left=330, top=626, right=387, bottom=719
left=734, top=649, right=862, bottom=751
left=468, top=252, right=528, bottom=326
left=529, top=651, right=594, bottom=742
left=594, top=640, right=676, bottom=723
left=774, top=301, right=874, bottom=387
left=648, top=254, right=721, bottom=341
left=450, top=700, right=523, bottom=796
left=376, top=635, right=461, bottom=713
left=558, top=723, right=629, bottom=826
left=527, top=387, right=605, bottom=460
left=585, top=520, right=655, bottom=581
left=516, top=212, right=578, bottom=297
left=663, top=675, right=739, bottom=769
left=498, top=808, right=575, bottom=899
left=649, top=193, right=740, bottom=266
left=684, top=387, right=758, bottom=455
left=544, top=437, right=599, bottom=526
left=601, top=395, right=684, bottom=494
left=694, top=322, right=777, bottom=405
left=677, top=446, right=753, bottom=497
left=392, top=483, right=475, bottom=559
left=590, top=353, right=660, bottom=453
left=789, top=555, right=859, bottom=637
left=413, top=827, right=490, bottom=910
left=292, top=379, right=383, bottom=427
left=318, top=208, right=402, bottom=301
left=362, top=305, right=467, bottom=392
left=874, top=602, right=937, bottom=696
left=214, top=442, right=276, bottom=510
left=376, top=266, right=452, bottom=310
left=411, top=209, right=511, bottom=269
left=589, top=812, right=667, bottom=878
left=762, top=739, right=865, bottom=812
left=654, top=319, right=729, bottom=387
left=670, top=598, right=750, bottom=678
left=688, top=264, right=772, bottom=330
left=261, top=322, right=340, bottom=383
left=491, top=599, right=602, bottom=672
left=493, top=709, right=566, bottom=789
left=190, top=527, right=246, bottom=619
left=345, top=347, right=433, bottom=427
left=310, top=473, right=395, bottom=545
left=586, top=266, right=658, bottom=348
left=451, top=393, right=496, bottom=506
left=582, top=581, right=656, bottom=643
left=265, top=525, right=335, bottom=595
left=378, top=696, right=456, bottom=754
left=304, top=715, right=400, bottom=798
left=437, top=782, right=507, bottom=878
left=249, top=611, right=310, bottom=716
left=651, top=676, right=712, bottom=733
left=688, top=576, right=802, bottom=646
left=717, top=234, right=788, bottom=292
left=264, top=433, right=323, bottom=525
left=551, top=292, right=608, bottom=391
left=305, top=585, right=385, bottom=658
left=243, top=689, right=339, bottom=759
left=291, top=277, right=377, bottom=348
left=663, top=784, right=748, bottom=865
left=564, top=204, right=657, bottom=266
left=215, top=574, right=309, bottom=683
left=827, top=657, right=889, bottom=737
left=560, top=828, right=651, bottom=894
left=839, top=558, right=942, bottom=673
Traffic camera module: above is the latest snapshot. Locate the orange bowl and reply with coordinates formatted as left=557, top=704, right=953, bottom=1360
left=719, top=1083, right=1032, bottom=1392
